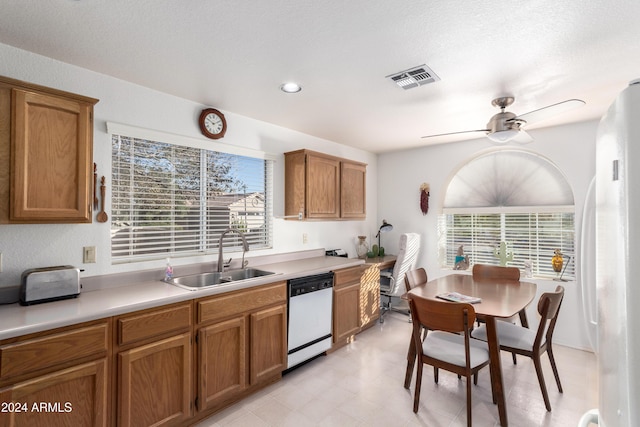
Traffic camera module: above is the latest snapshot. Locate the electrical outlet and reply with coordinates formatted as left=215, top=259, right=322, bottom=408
left=302, top=233, right=308, bottom=244
left=83, top=246, right=96, bottom=263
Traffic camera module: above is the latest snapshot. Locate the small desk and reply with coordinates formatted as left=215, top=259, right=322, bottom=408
left=405, top=274, right=536, bottom=427
left=364, top=255, right=396, bottom=270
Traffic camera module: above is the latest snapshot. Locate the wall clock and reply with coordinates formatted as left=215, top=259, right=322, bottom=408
left=199, top=108, right=227, bottom=139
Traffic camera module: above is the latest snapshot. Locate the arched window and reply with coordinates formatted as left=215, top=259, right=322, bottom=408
left=439, top=149, right=575, bottom=279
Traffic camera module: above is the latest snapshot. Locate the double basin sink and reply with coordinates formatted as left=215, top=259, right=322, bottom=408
left=166, top=268, right=277, bottom=290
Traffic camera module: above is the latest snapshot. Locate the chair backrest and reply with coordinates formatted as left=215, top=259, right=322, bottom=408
left=472, top=264, right=520, bottom=281
left=404, top=267, right=428, bottom=292
left=386, top=233, right=421, bottom=296
left=409, top=295, right=475, bottom=334
left=535, top=285, right=565, bottom=346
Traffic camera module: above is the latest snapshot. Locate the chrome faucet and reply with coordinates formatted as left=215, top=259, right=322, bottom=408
left=217, top=228, right=250, bottom=272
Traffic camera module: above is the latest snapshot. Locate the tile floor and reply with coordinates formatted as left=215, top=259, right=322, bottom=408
left=194, top=311, right=598, bottom=427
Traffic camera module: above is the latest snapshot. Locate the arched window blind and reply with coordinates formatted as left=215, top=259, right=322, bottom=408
left=439, top=149, right=575, bottom=279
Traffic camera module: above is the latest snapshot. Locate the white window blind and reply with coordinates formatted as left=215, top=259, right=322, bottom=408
left=111, top=134, right=273, bottom=262
left=439, top=211, right=575, bottom=279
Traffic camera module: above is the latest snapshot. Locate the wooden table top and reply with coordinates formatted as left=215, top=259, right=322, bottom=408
left=406, top=273, right=537, bottom=319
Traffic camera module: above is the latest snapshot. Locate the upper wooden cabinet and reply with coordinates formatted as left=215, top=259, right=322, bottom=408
left=284, top=149, right=366, bottom=220
left=0, top=76, right=98, bottom=223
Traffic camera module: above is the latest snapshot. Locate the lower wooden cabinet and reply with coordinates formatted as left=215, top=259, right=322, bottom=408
left=0, top=319, right=110, bottom=427
left=250, top=304, right=287, bottom=384
left=0, top=359, right=108, bottom=427
left=334, top=281, right=361, bottom=342
left=333, top=265, right=367, bottom=346
left=332, top=264, right=381, bottom=348
left=195, top=282, right=287, bottom=416
left=0, top=282, right=290, bottom=427
left=197, top=316, right=247, bottom=411
left=359, top=264, right=381, bottom=330
left=117, top=333, right=191, bottom=427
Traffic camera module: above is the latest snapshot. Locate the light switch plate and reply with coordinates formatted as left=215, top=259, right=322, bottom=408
left=83, top=246, right=96, bottom=263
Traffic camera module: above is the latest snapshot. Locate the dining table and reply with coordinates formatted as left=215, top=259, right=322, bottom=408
left=403, top=273, right=537, bottom=427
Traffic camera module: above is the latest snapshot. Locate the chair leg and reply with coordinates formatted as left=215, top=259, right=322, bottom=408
left=414, top=360, right=424, bottom=413
left=547, top=345, right=563, bottom=393
left=512, top=352, right=517, bottom=364
left=404, top=359, right=414, bottom=390
left=433, top=366, right=439, bottom=383
left=466, top=374, right=473, bottom=427
left=473, top=372, right=478, bottom=385
left=488, top=362, right=497, bottom=404
left=533, top=354, right=552, bottom=411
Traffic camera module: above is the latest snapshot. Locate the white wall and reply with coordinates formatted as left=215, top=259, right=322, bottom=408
left=0, top=43, right=379, bottom=286
left=377, top=120, right=600, bottom=350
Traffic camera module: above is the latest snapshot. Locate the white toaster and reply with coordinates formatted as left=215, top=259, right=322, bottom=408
left=19, top=265, right=81, bottom=305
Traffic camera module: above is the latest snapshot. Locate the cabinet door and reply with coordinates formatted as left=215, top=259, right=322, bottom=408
left=333, top=282, right=361, bottom=342
left=118, top=333, right=191, bottom=427
left=250, top=304, right=287, bottom=384
left=11, top=89, right=93, bottom=223
left=0, top=359, right=108, bottom=427
left=197, top=316, right=247, bottom=412
left=340, top=161, right=366, bottom=218
left=306, top=153, right=340, bottom=219
left=360, top=265, right=381, bottom=328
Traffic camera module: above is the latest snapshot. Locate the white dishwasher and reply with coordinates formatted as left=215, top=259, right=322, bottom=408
left=286, top=272, right=334, bottom=370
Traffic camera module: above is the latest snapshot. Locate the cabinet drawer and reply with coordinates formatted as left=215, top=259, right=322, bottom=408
left=333, top=266, right=366, bottom=286
left=198, top=282, right=286, bottom=324
left=118, top=302, right=192, bottom=346
left=0, top=322, right=109, bottom=380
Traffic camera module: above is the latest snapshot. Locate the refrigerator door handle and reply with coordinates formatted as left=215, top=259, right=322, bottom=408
left=580, top=177, right=598, bottom=350
left=578, top=409, right=599, bottom=426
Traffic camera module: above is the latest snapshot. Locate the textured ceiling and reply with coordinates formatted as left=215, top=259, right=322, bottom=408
left=1, top=0, right=639, bottom=153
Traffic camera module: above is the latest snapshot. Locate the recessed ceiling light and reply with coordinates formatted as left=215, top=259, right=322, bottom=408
left=280, top=82, right=302, bottom=93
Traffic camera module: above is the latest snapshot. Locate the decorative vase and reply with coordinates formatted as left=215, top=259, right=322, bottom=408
left=356, top=236, right=369, bottom=259
left=552, top=249, right=564, bottom=274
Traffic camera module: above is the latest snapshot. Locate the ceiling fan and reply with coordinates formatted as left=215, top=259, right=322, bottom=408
left=421, top=97, right=585, bottom=144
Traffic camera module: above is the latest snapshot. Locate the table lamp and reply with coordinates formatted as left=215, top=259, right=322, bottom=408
left=375, top=220, right=393, bottom=252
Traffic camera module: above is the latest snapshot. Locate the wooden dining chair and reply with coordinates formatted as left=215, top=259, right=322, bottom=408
left=404, top=267, right=428, bottom=292
left=403, top=267, right=428, bottom=386
left=472, top=263, right=527, bottom=364
left=408, top=295, right=491, bottom=427
left=471, top=285, right=565, bottom=412
left=472, top=263, right=521, bottom=281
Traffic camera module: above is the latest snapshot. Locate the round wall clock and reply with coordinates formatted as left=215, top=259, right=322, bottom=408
left=199, top=108, right=227, bottom=139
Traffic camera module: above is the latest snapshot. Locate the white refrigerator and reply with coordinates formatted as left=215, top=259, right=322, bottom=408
left=583, top=79, right=640, bottom=426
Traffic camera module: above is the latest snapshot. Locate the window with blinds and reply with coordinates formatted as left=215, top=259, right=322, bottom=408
left=439, top=149, right=576, bottom=280
left=111, top=134, right=273, bottom=262
left=439, top=210, right=575, bottom=279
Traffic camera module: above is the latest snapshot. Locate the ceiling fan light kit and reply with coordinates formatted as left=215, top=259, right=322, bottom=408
left=487, top=129, right=520, bottom=143
left=421, top=96, right=585, bottom=145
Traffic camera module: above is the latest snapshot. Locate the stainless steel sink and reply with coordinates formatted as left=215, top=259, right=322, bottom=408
left=166, top=268, right=276, bottom=290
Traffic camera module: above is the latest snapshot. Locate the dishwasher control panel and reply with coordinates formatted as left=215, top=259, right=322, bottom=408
left=288, top=272, right=334, bottom=297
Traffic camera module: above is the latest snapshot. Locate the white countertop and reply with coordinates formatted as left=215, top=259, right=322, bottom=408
left=0, top=254, right=364, bottom=340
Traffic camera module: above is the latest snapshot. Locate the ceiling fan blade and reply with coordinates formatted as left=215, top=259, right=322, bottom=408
left=513, top=99, right=585, bottom=125
left=421, top=129, right=489, bottom=139
left=512, top=129, right=533, bottom=144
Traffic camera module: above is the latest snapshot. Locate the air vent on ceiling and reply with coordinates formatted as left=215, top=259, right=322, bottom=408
left=386, top=64, right=440, bottom=90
